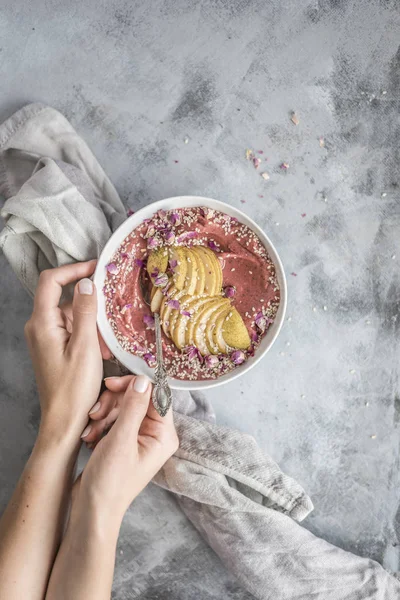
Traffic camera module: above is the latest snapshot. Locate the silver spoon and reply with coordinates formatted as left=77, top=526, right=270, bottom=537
left=140, top=270, right=173, bottom=417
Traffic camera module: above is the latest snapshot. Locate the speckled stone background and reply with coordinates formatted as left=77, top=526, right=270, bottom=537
left=1, top=0, right=400, bottom=597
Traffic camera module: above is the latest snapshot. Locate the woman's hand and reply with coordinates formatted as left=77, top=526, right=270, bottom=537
left=45, top=375, right=178, bottom=599
left=24, top=260, right=109, bottom=445
left=78, top=375, right=179, bottom=523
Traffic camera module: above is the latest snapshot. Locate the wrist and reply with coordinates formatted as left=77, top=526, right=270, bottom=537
left=72, top=491, right=122, bottom=544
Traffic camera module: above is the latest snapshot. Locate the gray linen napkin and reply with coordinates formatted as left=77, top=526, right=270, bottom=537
left=1, top=103, right=399, bottom=600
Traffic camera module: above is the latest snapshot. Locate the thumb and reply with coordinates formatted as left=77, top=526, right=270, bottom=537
left=70, top=278, right=98, bottom=344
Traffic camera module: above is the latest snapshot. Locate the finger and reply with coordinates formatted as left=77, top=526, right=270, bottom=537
left=69, top=278, right=98, bottom=346
left=104, top=375, right=135, bottom=392
left=88, top=389, right=120, bottom=421
left=112, top=375, right=152, bottom=439
left=33, top=260, right=97, bottom=314
left=82, top=407, right=120, bottom=443
left=61, top=301, right=111, bottom=359
left=105, top=375, right=173, bottom=424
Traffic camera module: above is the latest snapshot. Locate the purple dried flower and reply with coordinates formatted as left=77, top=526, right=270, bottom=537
left=169, top=259, right=178, bottom=269
left=167, top=299, right=180, bottom=310
left=205, top=355, right=219, bottom=368
left=106, top=263, right=118, bottom=274
left=231, top=350, right=246, bottom=365
left=120, top=252, right=129, bottom=259
left=177, top=231, right=198, bottom=243
left=134, top=258, right=145, bottom=268
left=169, top=211, right=181, bottom=226
left=143, top=315, right=155, bottom=329
left=164, top=230, right=175, bottom=244
left=208, top=240, right=219, bottom=252
left=144, top=352, right=156, bottom=366
left=253, top=157, right=261, bottom=169
left=157, top=209, right=167, bottom=219
left=146, top=225, right=156, bottom=238
left=147, top=237, right=159, bottom=250
left=181, top=310, right=191, bottom=317
left=248, top=346, right=255, bottom=357
left=154, top=272, right=169, bottom=288
left=255, top=313, right=267, bottom=332
left=127, top=208, right=135, bottom=216
left=186, top=346, right=203, bottom=363
left=150, top=267, right=160, bottom=278
left=224, top=285, right=236, bottom=298
left=250, top=330, right=259, bottom=342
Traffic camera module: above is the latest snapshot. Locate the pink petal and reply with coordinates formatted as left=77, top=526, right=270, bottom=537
left=208, top=240, right=219, bottom=252
left=143, top=315, right=155, bottom=329
left=169, top=259, right=178, bottom=269
left=154, top=273, right=169, bottom=287
left=127, top=208, right=135, bottom=216
left=144, top=352, right=156, bottom=366
left=169, top=212, right=181, bottom=226
left=224, top=285, right=236, bottom=298
left=106, top=263, right=118, bottom=274
left=135, top=258, right=145, bottom=268
left=231, top=350, right=246, bottom=365
left=167, top=299, right=180, bottom=310
left=205, top=355, right=219, bottom=368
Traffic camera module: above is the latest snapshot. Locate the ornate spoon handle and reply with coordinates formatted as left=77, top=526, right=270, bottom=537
left=152, top=312, right=172, bottom=417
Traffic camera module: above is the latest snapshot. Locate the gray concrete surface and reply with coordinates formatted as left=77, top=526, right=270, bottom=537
left=1, top=0, right=400, bottom=597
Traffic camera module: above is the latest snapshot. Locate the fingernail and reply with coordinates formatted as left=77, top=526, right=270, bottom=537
left=133, top=374, right=150, bottom=393
left=81, top=425, right=92, bottom=438
left=78, top=278, right=93, bottom=295
left=104, top=376, right=120, bottom=381
left=89, top=401, right=101, bottom=415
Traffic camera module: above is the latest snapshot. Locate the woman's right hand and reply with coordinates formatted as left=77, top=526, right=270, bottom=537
left=76, top=375, right=179, bottom=526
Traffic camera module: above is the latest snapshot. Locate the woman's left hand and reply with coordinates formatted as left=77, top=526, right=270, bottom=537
left=24, top=260, right=110, bottom=444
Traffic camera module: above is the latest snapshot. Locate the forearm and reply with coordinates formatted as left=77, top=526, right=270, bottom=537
left=46, top=497, right=121, bottom=600
left=0, top=430, right=79, bottom=600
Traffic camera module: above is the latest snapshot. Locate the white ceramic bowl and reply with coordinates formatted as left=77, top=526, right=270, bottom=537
left=94, top=196, right=287, bottom=390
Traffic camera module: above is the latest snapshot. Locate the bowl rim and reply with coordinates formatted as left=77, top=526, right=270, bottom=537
left=94, top=195, right=287, bottom=390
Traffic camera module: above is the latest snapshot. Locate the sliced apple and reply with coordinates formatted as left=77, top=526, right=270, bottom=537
left=201, top=246, right=223, bottom=293
left=222, top=308, right=251, bottom=350
left=184, top=297, right=217, bottom=347
left=195, top=247, right=218, bottom=296
left=150, top=285, right=157, bottom=301
left=171, top=296, right=210, bottom=350
left=192, top=249, right=206, bottom=294
left=160, top=288, right=186, bottom=337
left=193, top=298, right=230, bottom=355
left=205, top=304, right=232, bottom=354
left=147, top=247, right=169, bottom=281
left=150, top=288, right=164, bottom=313
left=182, top=248, right=198, bottom=295
left=169, top=247, right=187, bottom=290
left=213, top=308, right=231, bottom=354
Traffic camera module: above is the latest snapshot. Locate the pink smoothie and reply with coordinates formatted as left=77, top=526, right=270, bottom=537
left=104, top=206, right=280, bottom=381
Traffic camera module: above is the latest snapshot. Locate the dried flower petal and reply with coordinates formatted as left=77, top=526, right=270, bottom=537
left=257, top=150, right=264, bottom=154
left=255, top=312, right=267, bottom=332
left=261, top=172, right=270, bottom=180
left=245, top=148, right=253, bottom=161
left=181, top=310, right=191, bottom=317
left=127, top=208, right=135, bottom=216
left=169, top=259, right=178, bottom=269
left=291, top=272, right=297, bottom=277
left=167, top=299, right=180, bottom=310
left=144, top=352, right=156, bottom=366
left=157, top=209, right=167, bottom=218
left=154, top=273, right=169, bottom=288
left=169, top=212, right=181, bottom=226
left=208, top=240, right=219, bottom=252
left=164, top=230, right=175, bottom=244
left=177, top=231, right=198, bottom=243
left=143, top=315, right=155, bottom=329
left=231, top=350, right=246, bottom=365
left=147, top=237, right=159, bottom=250
left=134, top=258, right=145, bottom=268
left=224, top=285, right=236, bottom=298
left=319, top=137, right=325, bottom=147
left=205, top=355, right=219, bottom=368
left=146, top=225, right=156, bottom=238
left=290, top=112, right=299, bottom=125
left=106, top=263, right=118, bottom=274
left=240, top=199, right=246, bottom=203
left=120, top=252, right=129, bottom=259
left=253, top=157, right=261, bottom=169
left=301, top=213, right=306, bottom=218
left=250, top=330, right=259, bottom=342
left=280, top=162, right=289, bottom=170
left=186, top=346, right=203, bottom=363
